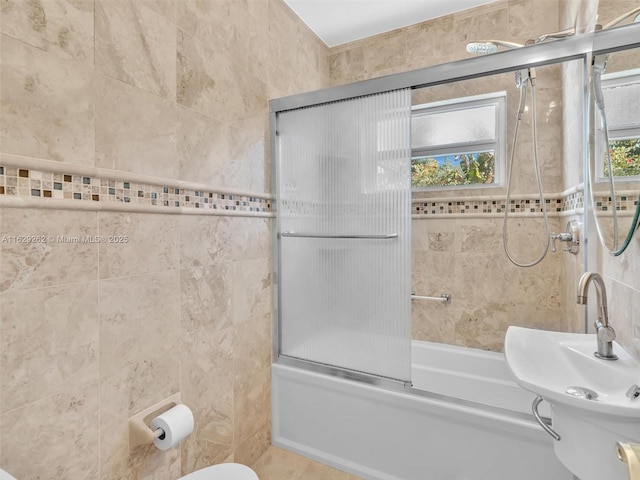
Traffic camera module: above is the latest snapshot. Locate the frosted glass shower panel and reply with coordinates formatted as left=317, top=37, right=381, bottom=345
left=412, top=104, right=496, bottom=148
left=277, top=89, right=412, bottom=382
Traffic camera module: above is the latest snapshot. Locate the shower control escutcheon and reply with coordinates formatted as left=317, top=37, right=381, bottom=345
left=551, top=220, right=580, bottom=254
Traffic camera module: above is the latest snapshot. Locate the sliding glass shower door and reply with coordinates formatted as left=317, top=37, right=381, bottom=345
left=275, top=89, right=412, bottom=382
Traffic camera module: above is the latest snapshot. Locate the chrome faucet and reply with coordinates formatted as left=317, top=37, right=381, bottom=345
left=577, top=272, right=618, bottom=360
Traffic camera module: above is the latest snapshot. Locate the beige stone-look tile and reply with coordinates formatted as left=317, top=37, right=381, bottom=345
left=406, top=16, right=455, bottom=69
left=453, top=301, right=512, bottom=352
left=98, top=212, right=179, bottom=279
left=459, top=219, right=503, bottom=255
left=0, top=381, right=99, bottom=480
left=180, top=216, right=235, bottom=268
left=95, top=74, right=177, bottom=178
left=246, top=8, right=270, bottom=82
left=412, top=299, right=457, bottom=345
left=501, top=216, right=560, bottom=262
left=329, top=47, right=365, bottom=85
left=0, top=0, right=94, bottom=66
left=176, top=105, right=266, bottom=193
left=0, top=208, right=98, bottom=292
left=504, top=261, right=562, bottom=310
left=252, top=446, right=311, bottom=479
left=95, top=0, right=176, bottom=99
left=363, top=30, right=406, bottom=75
left=100, top=355, right=180, bottom=480
left=294, top=23, right=329, bottom=92
left=232, top=257, right=272, bottom=326
left=139, top=0, right=175, bottom=22
left=412, top=250, right=457, bottom=298
left=181, top=266, right=233, bottom=335
left=177, top=29, right=267, bottom=129
left=228, top=115, right=267, bottom=193
left=0, top=34, right=94, bottom=164
left=180, top=216, right=271, bottom=268
left=0, top=281, right=99, bottom=413
left=412, top=218, right=460, bottom=252
left=177, top=0, right=267, bottom=81
left=252, top=446, right=363, bottom=480
left=301, top=460, right=362, bottom=480
left=180, top=326, right=234, bottom=475
left=234, top=366, right=270, bottom=446
left=508, top=0, right=560, bottom=44
left=99, top=271, right=180, bottom=376
left=454, top=252, right=509, bottom=304
left=604, top=278, right=634, bottom=354
left=234, top=421, right=270, bottom=467
left=176, top=104, right=233, bottom=186
left=233, top=315, right=270, bottom=384
left=267, top=0, right=300, bottom=94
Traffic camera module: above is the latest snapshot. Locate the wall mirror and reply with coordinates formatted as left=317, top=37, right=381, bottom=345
left=589, top=29, right=640, bottom=255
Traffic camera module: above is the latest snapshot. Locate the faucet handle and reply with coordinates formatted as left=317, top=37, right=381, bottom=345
left=626, top=385, right=640, bottom=400
left=596, top=324, right=616, bottom=343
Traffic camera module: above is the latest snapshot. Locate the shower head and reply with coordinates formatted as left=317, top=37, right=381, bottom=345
left=465, top=39, right=524, bottom=55
left=465, top=40, right=532, bottom=88
left=602, top=6, right=640, bottom=29
left=466, top=42, right=498, bottom=55
left=534, top=27, right=576, bottom=44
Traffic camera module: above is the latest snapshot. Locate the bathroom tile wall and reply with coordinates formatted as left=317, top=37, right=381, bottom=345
left=329, top=0, right=571, bottom=351
left=0, top=1, right=328, bottom=479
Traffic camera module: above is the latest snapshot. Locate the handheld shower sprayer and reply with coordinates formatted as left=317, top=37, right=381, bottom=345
left=465, top=38, right=550, bottom=267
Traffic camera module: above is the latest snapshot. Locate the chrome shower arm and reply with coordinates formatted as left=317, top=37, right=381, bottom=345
left=534, top=27, right=576, bottom=43
left=602, top=7, right=640, bottom=29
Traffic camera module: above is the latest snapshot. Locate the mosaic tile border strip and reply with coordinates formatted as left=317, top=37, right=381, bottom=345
left=411, top=190, right=640, bottom=216
left=593, top=193, right=638, bottom=213
left=411, top=192, right=585, bottom=216
left=0, top=166, right=272, bottom=214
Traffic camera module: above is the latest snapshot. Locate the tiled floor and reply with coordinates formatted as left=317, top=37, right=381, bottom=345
left=252, top=446, right=363, bottom=480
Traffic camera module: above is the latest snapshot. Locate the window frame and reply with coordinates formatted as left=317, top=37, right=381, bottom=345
left=596, top=68, right=640, bottom=183
left=411, top=91, right=507, bottom=191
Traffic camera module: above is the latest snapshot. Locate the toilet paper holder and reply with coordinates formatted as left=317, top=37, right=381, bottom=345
left=128, top=393, right=181, bottom=453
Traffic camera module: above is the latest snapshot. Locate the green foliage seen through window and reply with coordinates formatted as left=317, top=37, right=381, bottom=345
left=411, top=151, right=495, bottom=188
left=604, top=138, right=640, bottom=178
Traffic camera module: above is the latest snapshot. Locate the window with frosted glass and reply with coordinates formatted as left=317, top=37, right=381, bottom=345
left=411, top=93, right=506, bottom=189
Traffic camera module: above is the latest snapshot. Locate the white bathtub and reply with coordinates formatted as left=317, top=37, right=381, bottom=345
left=272, top=340, right=571, bottom=480
left=411, top=340, right=550, bottom=417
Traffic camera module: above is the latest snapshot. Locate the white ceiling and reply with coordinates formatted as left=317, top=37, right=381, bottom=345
left=283, top=0, right=500, bottom=47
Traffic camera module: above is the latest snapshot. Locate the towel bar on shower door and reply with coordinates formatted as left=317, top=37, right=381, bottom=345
left=280, top=231, right=398, bottom=239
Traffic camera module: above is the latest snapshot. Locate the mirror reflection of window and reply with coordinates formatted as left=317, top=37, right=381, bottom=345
left=597, top=68, right=640, bottom=181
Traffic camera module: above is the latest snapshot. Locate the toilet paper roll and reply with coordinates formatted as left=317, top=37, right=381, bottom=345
left=150, top=404, right=194, bottom=451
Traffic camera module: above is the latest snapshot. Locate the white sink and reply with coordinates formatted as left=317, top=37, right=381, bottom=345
left=504, top=326, right=640, bottom=480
